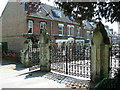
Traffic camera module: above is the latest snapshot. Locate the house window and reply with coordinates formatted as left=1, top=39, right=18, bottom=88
left=87, top=31, right=90, bottom=40
left=58, top=24, right=64, bottom=35
left=28, top=20, right=33, bottom=33
left=67, top=25, right=70, bottom=36
left=91, top=31, right=93, bottom=37
left=77, top=27, right=81, bottom=37
left=58, top=42, right=61, bottom=52
left=62, top=42, right=66, bottom=51
left=40, top=22, right=46, bottom=33
left=71, top=26, right=74, bottom=36
left=52, top=9, right=61, bottom=18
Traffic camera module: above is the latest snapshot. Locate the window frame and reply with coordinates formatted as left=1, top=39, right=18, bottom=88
left=71, top=25, right=74, bottom=36
left=28, top=20, right=33, bottom=34
left=67, top=25, right=70, bottom=36
left=58, top=24, right=64, bottom=35
left=87, top=31, right=90, bottom=40
left=40, top=21, right=47, bottom=33
left=77, top=27, right=81, bottom=37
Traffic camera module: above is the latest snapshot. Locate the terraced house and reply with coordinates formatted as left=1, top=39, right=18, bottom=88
left=2, top=2, right=94, bottom=52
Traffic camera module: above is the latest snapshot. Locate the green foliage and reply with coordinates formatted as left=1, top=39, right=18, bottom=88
left=55, top=1, right=120, bottom=24
left=103, top=71, right=109, bottom=78
left=95, top=69, right=120, bottom=89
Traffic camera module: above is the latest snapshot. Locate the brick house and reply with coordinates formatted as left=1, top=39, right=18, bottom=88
left=105, top=25, right=119, bottom=45
left=1, top=2, right=94, bottom=52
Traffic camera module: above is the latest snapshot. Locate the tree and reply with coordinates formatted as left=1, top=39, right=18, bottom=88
left=23, top=2, right=51, bottom=16
left=24, top=2, right=41, bottom=15
left=55, top=1, right=120, bottom=24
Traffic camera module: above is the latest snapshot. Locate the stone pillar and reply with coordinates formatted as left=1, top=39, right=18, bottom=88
left=20, top=39, right=31, bottom=67
left=20, top=50, right=24, bottom=64
left=90, top=22, right=110, bottom=88
left=39, top=33, right=50, bottom=72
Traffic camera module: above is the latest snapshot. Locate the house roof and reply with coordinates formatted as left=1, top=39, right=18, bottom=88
left=26, top=3, right=79, bottom=25
left=1, top=2, right=95, bottom=29
left=82, top=20, right=96, bottom=30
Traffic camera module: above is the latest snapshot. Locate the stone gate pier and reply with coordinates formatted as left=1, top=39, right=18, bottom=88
left=20, top=32, right=51, bottom=72
left=39, top=33, right=50, bottom=72
left=90, top=22, right=110, bottom=88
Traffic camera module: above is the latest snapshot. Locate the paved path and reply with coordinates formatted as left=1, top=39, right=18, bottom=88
left=0, top=59, right=67, bottom=88
left=0, top=59, right=89, bottom=89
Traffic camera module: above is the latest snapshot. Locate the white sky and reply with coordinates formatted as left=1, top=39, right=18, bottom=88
left=0, top=0, right=8, bottom=16
left=0, top=0, right=118, bottom=33
left=102, top=18, right=118, bottom=33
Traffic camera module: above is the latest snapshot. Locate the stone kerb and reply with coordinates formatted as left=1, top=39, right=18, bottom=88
left=90, top=22, right=110, bottom=88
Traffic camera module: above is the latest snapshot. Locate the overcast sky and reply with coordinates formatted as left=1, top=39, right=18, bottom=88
left=0, top=0, right=118, bottom=33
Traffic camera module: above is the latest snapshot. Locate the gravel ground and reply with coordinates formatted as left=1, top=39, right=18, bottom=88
left=43, top=72, right=90, bottom=89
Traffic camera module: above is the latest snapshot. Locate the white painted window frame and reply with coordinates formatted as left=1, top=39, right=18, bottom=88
left=40, top=22, right=46, bottom=30
left=28, top=20, right=33, bottom=34
left=67, top=25, right=71, bottom=36
left=58, top=23, right=64, bottom=35
left=87, top=31, right=90, bottom=40
left=77, top=27, right=81, bottom=37
left=71, top=25, right=74, bottom=36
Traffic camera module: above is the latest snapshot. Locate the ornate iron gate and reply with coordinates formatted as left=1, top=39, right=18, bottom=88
left=50, top=42, right=91, bottom=78
left=28, top=40, right=41, bottom=71
left=109, top=45, right=120, bottom=78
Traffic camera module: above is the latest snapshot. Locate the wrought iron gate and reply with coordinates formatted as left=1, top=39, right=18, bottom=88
left=28, top=40, right=41, bottom=71
left=109, top=45, right=120, bottom=78
left=50, top=42, right=91, bottom=78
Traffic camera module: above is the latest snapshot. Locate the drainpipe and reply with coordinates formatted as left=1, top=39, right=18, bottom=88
left=50, top=21, right=52, bottom=43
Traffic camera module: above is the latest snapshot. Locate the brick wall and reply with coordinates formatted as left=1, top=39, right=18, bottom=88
left=27, top=16, right=81, bottom=40
left=2, top=2, right=93, bottom=53
left=2, top=2, right=26, bottom=52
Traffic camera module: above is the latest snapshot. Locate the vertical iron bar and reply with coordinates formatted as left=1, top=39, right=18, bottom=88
left=72, top=42, right=73, bottom=75
left=68, top=42, right=71, bottom=75
left=79, top=43, right=81, bottom=77
left=111, top=46, right=112, bottom=78
left=75, top=43, right=77, bottom=76
left=119, top=45, right=120, bottom=71
left=90, top=46, right=91, bottom=78
left=66, top=44, right=68, bottom=74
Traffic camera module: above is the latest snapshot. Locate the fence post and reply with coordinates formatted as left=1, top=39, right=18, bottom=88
left=90, top=22, right=110, bottom=88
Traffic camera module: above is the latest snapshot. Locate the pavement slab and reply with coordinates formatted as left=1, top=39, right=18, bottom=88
left=0, top=59, right=89, bottom=89
left=0, top=66, right=67, bottom=88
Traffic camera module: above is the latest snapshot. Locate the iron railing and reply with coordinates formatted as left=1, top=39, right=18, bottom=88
left=50, top=42, right=91, bottom=79
left=110, top=45, right=120, bottom=78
